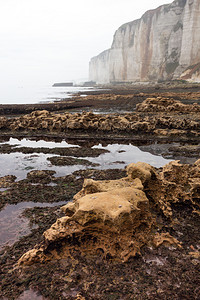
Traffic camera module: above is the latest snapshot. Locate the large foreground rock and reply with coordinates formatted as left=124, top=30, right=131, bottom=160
left=18, top=160, right=199, bottom=266
left=18, top=163, right=154, bottom=265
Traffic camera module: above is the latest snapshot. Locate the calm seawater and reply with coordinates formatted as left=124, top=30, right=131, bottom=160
left=0, top=84, right=95, bottom=104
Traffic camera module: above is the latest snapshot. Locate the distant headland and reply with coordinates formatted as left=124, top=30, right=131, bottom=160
left=52, top=82, right=73, bottom=87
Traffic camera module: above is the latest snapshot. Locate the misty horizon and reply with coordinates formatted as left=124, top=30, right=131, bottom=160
left=0, top=0, right=172, bottom=94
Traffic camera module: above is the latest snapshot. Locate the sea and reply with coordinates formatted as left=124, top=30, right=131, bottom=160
left=0, top=84, right=96, bottom=105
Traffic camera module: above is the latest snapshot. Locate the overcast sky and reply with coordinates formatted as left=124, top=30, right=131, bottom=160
left=0, top=0, right=172, bottom=86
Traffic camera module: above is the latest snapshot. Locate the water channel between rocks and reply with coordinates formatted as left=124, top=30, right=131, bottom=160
left=0, top=201, right=66, bottom=251
left=0, top=138, right=172, bottom=180
left=0, top=137, right=174, bottom=252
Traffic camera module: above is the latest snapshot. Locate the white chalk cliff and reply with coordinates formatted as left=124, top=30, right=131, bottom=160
left=89, top=0, right=200, bottom=83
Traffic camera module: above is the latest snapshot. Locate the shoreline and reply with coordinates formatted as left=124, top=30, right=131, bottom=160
left=0, top=82, right=200, bottom=116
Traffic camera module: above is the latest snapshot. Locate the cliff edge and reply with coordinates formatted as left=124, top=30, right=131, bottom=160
left=89, top=0, right=200, bottom=83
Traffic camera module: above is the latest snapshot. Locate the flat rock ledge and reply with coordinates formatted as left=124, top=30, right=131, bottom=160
left=0, top=97, right=199, bottom=138
left=18, top=160, right=200, bottom=266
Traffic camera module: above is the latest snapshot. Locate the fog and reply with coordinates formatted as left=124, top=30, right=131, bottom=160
left=0, top=0, right=172, bottom=87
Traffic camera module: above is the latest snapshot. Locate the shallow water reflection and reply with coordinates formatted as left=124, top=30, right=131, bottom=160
left=0, top=138, right=173, bottom=180
left=17, top=289, right=48, bottom=300
left=0, top=152, right=83, bottom=180
left=91, top=143, right=172, bottom=168
left=0, top=201, right=66, bottom=250
left=8, top=137, right=79, bottom=148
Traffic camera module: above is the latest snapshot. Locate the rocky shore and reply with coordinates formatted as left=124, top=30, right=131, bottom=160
left=18, top=160, right=199, bottom=267
left=0, top=97, right=199, bottom=143
left=0, top=83, right=200, bottom=299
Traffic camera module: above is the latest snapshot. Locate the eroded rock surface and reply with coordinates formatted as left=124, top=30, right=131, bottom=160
left=47, top=156, right=99, bottom=167
left=145, top=159, right=200, bottom=217
left=18, top=160, right=200, bottom=266
left=136, top=97, right=200, bottom=112
left=0, top=97, right=199, bottom=139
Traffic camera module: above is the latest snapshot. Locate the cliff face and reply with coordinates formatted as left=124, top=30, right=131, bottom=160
left=89, top=0, right=200, bottom=83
